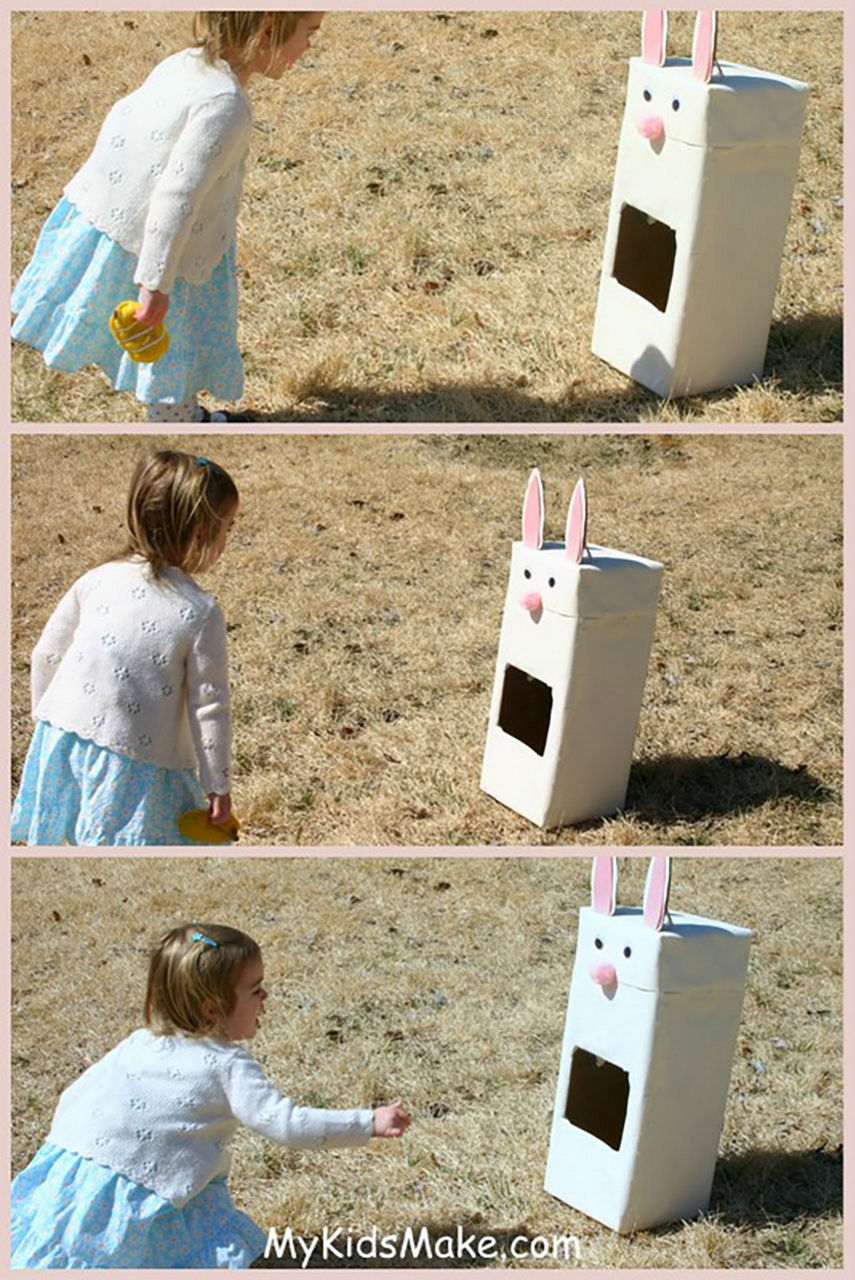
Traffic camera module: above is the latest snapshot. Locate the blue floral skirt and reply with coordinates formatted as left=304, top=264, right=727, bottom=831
left=11, top=1142, right=267, bottom=1269
left=11, top=720, right=211, bottom=847
left=11, top=197, right=244, bottom=404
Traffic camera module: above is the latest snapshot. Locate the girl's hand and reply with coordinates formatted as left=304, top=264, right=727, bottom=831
left=135, top=287, right=169, bottom=328
left=208, top=792, right=232, bottom=826
left=373, top=1101, right=411, bottom=1138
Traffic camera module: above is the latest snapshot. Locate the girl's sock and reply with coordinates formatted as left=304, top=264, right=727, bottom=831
left=145, top=395, right=206, bottom=423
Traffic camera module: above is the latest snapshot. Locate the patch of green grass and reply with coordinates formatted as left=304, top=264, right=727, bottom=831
left=345, top=244, right=370, bottom=274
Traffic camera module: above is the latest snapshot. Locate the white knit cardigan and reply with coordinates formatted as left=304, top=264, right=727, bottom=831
left=64, top=48, right=252, bottom=293
left=47, top=1029, right=375, bottom=1207
left=31, top=558, right=231, bottom=796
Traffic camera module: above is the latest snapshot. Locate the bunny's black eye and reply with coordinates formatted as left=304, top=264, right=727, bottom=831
left=594, top=938, right=603, bottom=950
left=671, top=98, right=681, bottom=111
left=548, top=577, right=556, bottom=588
left=623, top=946, right=632, bottom=959
left=523, top=568, right=532, bottom=580
left=643, top=88, right=652, bottom=102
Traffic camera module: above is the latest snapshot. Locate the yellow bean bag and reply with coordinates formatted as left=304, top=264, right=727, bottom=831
left=109, top=300, right=169, bottom=363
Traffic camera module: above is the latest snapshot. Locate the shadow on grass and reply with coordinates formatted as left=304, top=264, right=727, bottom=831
left=764, top=312, right=844, bottom=399
left=241, top=380, right=660, bottom=425
left=251, top=1223, right=551, bottom=1269
left=11, top=312, right=842, bottom=425
left=623, top=752, right=834, bottom=829
left=711, top=1145, right=843, bottom=1225
left=236, top=312, right=841, bottom=424
left=249, top=1145, right=844, bottom=1268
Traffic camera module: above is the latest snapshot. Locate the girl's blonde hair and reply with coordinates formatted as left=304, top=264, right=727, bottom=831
left=193, top=12, right=303, bottom=69
left=124, top=450, right=238, bottom=578
left=145, top=922, right=261, bottom=1037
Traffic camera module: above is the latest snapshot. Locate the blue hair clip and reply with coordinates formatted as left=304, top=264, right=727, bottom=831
left=196, top=456, right=222, bottom=475
left=191, top=930, right=219, bottom=948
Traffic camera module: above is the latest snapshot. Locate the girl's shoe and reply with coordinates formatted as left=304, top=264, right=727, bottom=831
left=200, top=408, right=256, bottom=423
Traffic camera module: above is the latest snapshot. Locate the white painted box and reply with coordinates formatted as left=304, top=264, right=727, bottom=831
left=480, top=471, right=662, bottom=828
left=592, top=10, right=808, bottom=397
left=545, top=858, right=752, bottom=1233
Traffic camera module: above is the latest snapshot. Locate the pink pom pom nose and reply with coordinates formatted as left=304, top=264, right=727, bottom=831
left=519, top=590, right=543, bottom=613
left=589, top=962, right=617, bottom=988
left=637, top=113, right=664, bottom=141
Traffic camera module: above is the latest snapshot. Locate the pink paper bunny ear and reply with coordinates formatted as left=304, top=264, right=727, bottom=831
left=521, top=468, right=544, bottom=549
left=591, top=857, right=617, bottom=916
left=643, top=856, right=672, bottom=930
left=641, top=9, right=668, bottom=67
left=565, top=477, right=587, bottom=565
left=692, top=10, right=717, bottom=82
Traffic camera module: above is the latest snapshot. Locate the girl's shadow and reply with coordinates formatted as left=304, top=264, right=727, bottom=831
left=231, top=312, right=841, bottom=425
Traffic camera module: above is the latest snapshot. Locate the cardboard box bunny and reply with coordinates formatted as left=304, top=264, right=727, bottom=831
left=592, top=10, right=808, bottom=396
left=480, top=470, right=662, bottom=827
left=544, top=857, right=752, bottom=1233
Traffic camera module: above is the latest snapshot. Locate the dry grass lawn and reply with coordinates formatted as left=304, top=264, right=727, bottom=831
left=11, top=856, right=843, bottom=1268
left=10, top=9, right=843, bottom=423
left=10, top=432, right=842, bottom=847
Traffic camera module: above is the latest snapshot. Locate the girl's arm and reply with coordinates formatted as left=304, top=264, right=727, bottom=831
left=186, top=602, right=231, bottom=799
left=225, top=1051, right=376, bottom=1149
left=30, top=580, right=82, bottom=712
left=134, top=93, right=251, bottom=296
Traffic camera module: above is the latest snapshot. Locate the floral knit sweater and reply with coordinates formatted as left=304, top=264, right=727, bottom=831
left=64, top=47, right=252, bottom=293
left=31, top=558, right=230, bottom=795
left=47, top=1029, right=375, bottom=1207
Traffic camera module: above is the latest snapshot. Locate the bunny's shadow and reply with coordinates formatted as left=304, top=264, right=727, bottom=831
left=623, top=752, right=833, bottom=826
left=708, top=1145, right=843, bottom=1226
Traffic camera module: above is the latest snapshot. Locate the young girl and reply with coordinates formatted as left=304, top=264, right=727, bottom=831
left=11, top=923, right=411, bottom=1268
left=12, top=450, right=238, bottom=846
left=12, top=12, right=325, bottom=423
